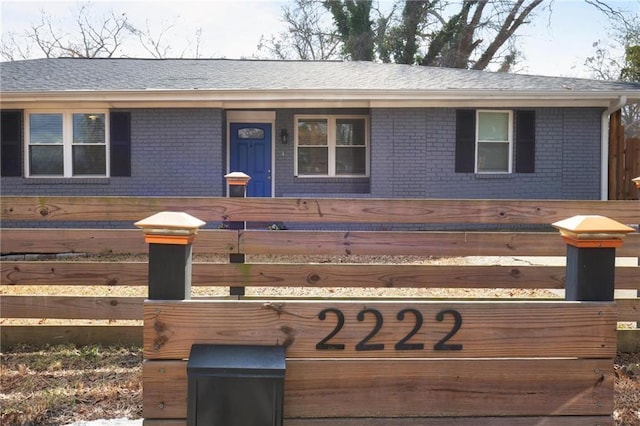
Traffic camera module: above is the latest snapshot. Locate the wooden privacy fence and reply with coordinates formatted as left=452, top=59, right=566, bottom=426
left=0, top=196, right=638, bottom=424
left=1, top=196, right=638, bottom=349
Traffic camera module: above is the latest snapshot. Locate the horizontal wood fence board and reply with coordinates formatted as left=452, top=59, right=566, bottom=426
left=143, top=417, right=613, bottom=426
left=1, top=294, right=633, bottom=326
left=2, top=228, right=637, bottom=257
left=143, top=358, right=613, bottom=419
left=1, top=262, right=149, bottom=286
left=2, top=196, right=638, bottom=224
left=143, top=300, right=615, bottom=359
left=0, top=229, right=238, bottom=255
left=1, top=229, right=147, bottom=254
left=1, top=296, right=144, bottom=320
left=0, top=325, right=141, bottom=349
left=4, top=261, right=638, bottom=290
left=2, top=326, right=636, bottom=353
left=239, top=230, right=640, bottom=257
left=617, top=298, right=640, bottom=322
left=284, top=418, right=613, bottom=426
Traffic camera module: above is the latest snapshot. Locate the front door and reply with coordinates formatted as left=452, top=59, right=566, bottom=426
left=229, top=123, right=272, bottom=197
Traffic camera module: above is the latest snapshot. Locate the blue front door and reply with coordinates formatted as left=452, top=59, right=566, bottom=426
left=229, top=123, right=272, bottom=197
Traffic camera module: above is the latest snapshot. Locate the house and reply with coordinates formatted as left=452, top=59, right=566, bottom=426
left=1, top=58, right=639, bottom=200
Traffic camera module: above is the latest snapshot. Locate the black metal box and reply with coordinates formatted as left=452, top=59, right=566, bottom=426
left=187, top=344, right=286, bottom=426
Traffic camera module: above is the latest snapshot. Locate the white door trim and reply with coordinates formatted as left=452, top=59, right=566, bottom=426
left=226, top=111, right=276, bottom=197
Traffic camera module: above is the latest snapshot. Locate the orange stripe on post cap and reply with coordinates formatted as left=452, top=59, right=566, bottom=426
left=143, top=234, right=196, bottom=245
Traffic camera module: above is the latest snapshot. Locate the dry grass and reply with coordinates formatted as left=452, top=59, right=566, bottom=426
left=0, top=344, right=142, bottom=426
left=614, top=352, right=640, bottom=425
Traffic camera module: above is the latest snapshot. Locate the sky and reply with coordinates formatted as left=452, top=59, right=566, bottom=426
left=1, top=0, right=638, bottom=78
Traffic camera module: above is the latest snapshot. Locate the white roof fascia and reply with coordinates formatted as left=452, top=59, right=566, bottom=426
left=0, top=88, right=636, bottom=108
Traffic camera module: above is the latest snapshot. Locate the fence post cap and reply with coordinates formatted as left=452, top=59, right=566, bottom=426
left=552, top=215, right=635, bottom=248
left=224, top=172, right=251, bottom=186
left=135, top=211, right=206, bottom=244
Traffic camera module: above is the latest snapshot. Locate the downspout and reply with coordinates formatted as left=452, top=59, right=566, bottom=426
left=601, top=95, right=627, bottom=200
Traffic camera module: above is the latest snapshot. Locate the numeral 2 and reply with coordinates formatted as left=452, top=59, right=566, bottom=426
left=356, top=308, right=384, bottom=351
left=433, top=309, right=463, bottom=351
left=395, top=308, right=424, bottom=350
left=316, top=308, right=345, bottom=350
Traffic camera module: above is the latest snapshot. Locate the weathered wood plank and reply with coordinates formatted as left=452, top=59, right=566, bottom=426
left=617, top=298, right=640, bottom=322
left=0, top=229, right=148, bottom=254
left=1, top=262, right=149, bottom=286
left=2, top=196, right=638, bottom=224
left=0, top=229, right=237, bottom=255
left=2, top=326, right=636, bottom=353
left=143, top=358, right=613, bottom=419
left=286, top=418, right=613, bottom=426
left=239, top=230, right=640, bottom=257
left=0, top=325, right=141, bottom=350
left=144, top=418, right=613, bottom=426
left=2, top=228, right=637, bottom=257
left=4, top=261, right=638, bottom=290
left=1, top=296, right=144, bottom=320
left=143, top=300, right=616, bottom=359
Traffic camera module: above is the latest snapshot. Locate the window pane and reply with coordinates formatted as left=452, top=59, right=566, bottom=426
left=336, top=119, right=366, bottom=146
left=30, top=114, right=63, bottom=144
left=336, top=147, right=366, bottom=175
left=30, top=145, right=63, bottom=175
left=298, top=120, right=327, bottom=146
left=477, top=142, right=509, bottom=172
left=298, top=147, right=328, bottom=175
left=73, top=145, right=106, bottom=175
left=478, top=112, right=509, bottom=141
left=73, top=113, right=105, bottom=144
left=237, top=127, right=264, bottom=139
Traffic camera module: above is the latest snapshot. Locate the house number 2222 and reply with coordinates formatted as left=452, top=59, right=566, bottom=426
left=315, top=307, right=463, bottom=351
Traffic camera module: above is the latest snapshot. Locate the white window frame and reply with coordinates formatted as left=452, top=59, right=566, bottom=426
left=25, top=110, right=110, bottom=178
left=294, top=114, right=369, bottom=177
left=475, top=110, right=513, bottom=174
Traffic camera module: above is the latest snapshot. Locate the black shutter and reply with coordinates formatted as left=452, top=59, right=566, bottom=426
left=1, top=110, right=23, bottom=177
left=110, top=111, right=131, bottom=177
left=515, top=110, right=535, bottom=173
left=455, top=109, right=475, bottom=173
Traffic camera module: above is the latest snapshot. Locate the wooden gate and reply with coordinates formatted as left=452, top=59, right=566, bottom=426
left=609, top=110, right=640, bottom=199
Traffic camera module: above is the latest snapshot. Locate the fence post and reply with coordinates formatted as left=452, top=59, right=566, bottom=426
left=225, top=172, right=251, bottom=297
left=552, top=215, right=634, bottom=301
left=634, top=176, right=640, bottom=327
left=135, top=211, right=205, bottom=300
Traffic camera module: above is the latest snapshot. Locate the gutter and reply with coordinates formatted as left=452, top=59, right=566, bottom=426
left=601, top=96, right=627, bottom=200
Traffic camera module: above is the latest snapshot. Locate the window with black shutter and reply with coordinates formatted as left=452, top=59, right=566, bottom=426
left=515, top=110, right=536, bottom=173
left=455, top=109, right=536, bottom=174
left=455, top=110, right=475, bottom=173
left=1, top=110, right=23, bottom=177
left=109, top=111, right=131, bottom=177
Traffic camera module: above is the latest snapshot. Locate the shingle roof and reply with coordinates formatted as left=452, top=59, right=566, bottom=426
left=1, top=58, right=639, bottom=98
left=0, top=58, right=640, bottom=106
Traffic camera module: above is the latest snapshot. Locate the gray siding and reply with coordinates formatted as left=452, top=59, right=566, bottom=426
left=1, top=106, right=602, bottom=200
left=368, top=107, right=603, bottom=200
left=275, top=109, right=371, bottom=197
left=1, top=108, right=224, bottom=196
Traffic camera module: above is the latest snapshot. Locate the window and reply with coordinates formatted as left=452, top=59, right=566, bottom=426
left=456, top=109, right=536, bottom=174
left=27, top=111, right=108, bottom=177
left=476, top=110, right=512, bottom=173
left=295, top=115, right=368, bottom=177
